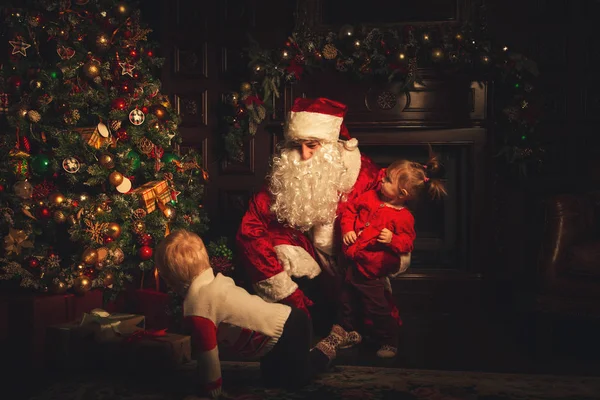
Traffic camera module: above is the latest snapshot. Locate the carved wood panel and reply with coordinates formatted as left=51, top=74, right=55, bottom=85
left=174, top=92, right=208, bottom=127
left=173, top=44, right=209, bottom=78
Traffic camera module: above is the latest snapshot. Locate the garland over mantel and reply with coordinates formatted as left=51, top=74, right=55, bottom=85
left=221, top=21, right=542, bottom=175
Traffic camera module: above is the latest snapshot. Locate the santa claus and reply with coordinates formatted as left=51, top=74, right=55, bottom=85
left=236, top=97, right=383, bottom=322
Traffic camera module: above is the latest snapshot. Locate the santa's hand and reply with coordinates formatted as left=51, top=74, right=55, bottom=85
left=343, top=231, right=357, bottom=246
left=377, top=228, right=393, bottom=244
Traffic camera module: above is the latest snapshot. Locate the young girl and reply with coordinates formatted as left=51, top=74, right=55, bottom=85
left=155, top=230, right=338, bottom=398
left=331, top=149, right=447, bottom=358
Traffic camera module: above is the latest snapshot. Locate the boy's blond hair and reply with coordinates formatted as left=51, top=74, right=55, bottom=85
left=154, top=229, right=211, bottom=294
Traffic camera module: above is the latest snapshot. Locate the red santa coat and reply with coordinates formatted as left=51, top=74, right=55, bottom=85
left=236, top=148, right=381, bottom=311
left=340, top=190, right=416, bottom=279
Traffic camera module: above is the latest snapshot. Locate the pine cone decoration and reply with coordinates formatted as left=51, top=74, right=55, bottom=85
left=322, top=44, right=338, bottom=60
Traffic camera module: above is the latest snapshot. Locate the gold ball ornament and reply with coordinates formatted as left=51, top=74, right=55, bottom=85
left=48, top=192, right=65, bottom=205
left=240, top=82, right=252, bottom=93
left=103, top=272, right=114, bottom=287
left=73, top=262, right=87, bottom=276
left=99, top=153, right=115, bottom=169
left=106, top=222, right=122, bottom=239
left=73, top=276, right=92, bottom=295
left=108, top=171, right=124, bottom=186
left=83, top=59, right=101, bottom=79
left=53, top=210, right=67, bottom=224
left=81, top=248, right=98, bottom=265
left=153, top=105, right=167, bottom=119
left=49, top=280, right=68, bottom=294
left=162, top=205, right=176, bottom=220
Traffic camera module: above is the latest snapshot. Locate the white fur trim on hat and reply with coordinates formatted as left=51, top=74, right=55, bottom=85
left=285, top=111, right=343, bottom=143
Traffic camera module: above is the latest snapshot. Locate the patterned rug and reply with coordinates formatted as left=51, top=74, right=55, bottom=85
left=26, top=361, right=600, bottom=400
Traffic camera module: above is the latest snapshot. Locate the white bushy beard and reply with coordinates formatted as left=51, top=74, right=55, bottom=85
left=269, top=142, right=348, bottom=232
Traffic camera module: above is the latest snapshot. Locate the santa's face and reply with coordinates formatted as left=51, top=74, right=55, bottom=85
left=269, top=142, right=347, bottom=231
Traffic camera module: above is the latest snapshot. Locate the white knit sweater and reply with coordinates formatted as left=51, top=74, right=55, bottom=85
left=183, top=268, right=291, bottom=396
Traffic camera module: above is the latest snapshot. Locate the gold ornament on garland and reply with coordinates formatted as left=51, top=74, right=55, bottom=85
left=81, top=248, right=99, bottom=265
left=240, top=82, right=252, bottom=93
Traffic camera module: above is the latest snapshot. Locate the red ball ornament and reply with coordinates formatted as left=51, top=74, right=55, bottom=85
left=0, top=184, right=4, bottom=192
left=129, top=49, right=138, bottom=58
left=138, top=233, right=153, bottom=246
left=112, top=98, right=127, bottom=110
left=138, top=245, right=153, bottom=260
left=72, top=200, right=79, bottom=207
left=38, top=206, right=51, bottom=219
left=123, top=30, right=132, bottom=39
left=141, top=106, right=149, bottom=114
left=146, top=50, right=154, bottom=57
left=104, top=236, right=114, bottom=244
left=27, top=257, right=40, bottom=268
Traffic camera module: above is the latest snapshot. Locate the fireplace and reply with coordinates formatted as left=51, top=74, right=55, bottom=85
left=352, top=127, right=487, bottom=276
left=283, top=72, right=490, bottom=278
left=360, top=142, right=469, bottom=271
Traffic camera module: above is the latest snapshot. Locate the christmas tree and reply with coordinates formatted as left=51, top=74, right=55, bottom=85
left=0, top=0, right=210, bottom=296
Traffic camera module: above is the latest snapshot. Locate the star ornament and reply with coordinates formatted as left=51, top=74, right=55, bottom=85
left=119, top=61, right=135, bottom=77
left=9, top=39, right=31, bottom=56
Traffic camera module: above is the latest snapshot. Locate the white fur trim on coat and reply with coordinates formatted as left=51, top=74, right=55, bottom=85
left=389, top=253, right=412, bottom=279
left=274, top=245, right=321, bottom=279
left=285, top=111, right=343, bottom=143
left=253, top=271, right=298, bottom=303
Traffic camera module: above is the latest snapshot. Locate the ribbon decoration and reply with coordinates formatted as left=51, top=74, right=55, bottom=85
left=3, top=228, right=34, bottom=255
left=125, top=328, right=168, bottom=344
left=80, top=308, right=145, bottom=342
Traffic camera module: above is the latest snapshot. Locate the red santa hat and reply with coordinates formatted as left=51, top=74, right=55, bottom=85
left=284, top=97, right=352, bottom=143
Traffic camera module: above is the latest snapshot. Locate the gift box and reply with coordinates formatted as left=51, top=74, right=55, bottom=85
left=131, top=180, right=171, bottom=213
left=123, top=330, right=192, bottom=370
left=46, top=310, right=146, bottom=369
left=73, top=125, right=114, bottom=149
left=6, top=289, right=103, bottom=368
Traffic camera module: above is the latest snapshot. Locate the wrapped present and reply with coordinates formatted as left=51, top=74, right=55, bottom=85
left=73, top=123, right=114, bottom=149
left=124, top=329, right=192, bottom=369
left=45, top=310, right=145, bottom=369
left=79, top=308, right=146, bottom=342
left=131, top=180, right=171, bottom=213
left=7, top=290, right=103, bottom=368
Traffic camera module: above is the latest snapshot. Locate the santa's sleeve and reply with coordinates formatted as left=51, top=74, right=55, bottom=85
left=236, top=188, right=299, bottom=303
left=186, top=316, right=222, bottom=398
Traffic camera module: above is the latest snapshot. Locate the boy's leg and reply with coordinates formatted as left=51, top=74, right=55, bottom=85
left=260, top=307, right=312, bottom=389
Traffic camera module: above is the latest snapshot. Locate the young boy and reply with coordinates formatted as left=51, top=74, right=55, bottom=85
left=155, top=229, right=339, bottom=398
